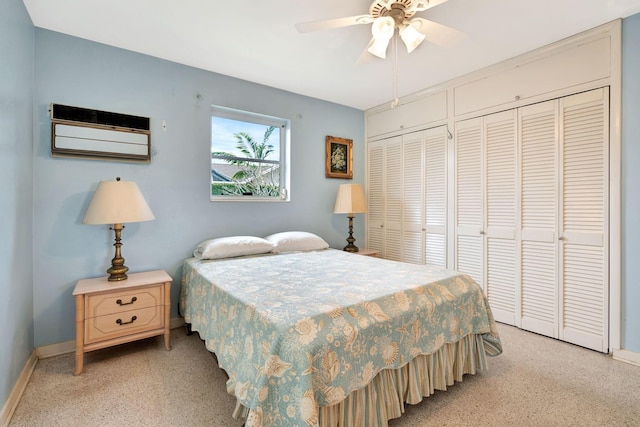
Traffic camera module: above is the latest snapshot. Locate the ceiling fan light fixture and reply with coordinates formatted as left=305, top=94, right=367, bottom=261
left=371, top=15, right=395, bottom=39
left=367, top=37, right=391, bottom=59
left=399, top=22, right=426, bottom=53
left=368, top=16, right=395, bottom=58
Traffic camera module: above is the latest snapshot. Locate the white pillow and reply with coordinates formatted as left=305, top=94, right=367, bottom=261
left=264, top=231, right=329, bottom=253
left=193, top=236, right=275, bottom=260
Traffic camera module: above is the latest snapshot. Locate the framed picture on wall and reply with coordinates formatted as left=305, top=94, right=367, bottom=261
left=325, top=135, right=353, bottom=179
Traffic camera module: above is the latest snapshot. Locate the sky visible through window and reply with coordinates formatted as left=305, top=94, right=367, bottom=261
left=211, top=116, right=280, bottom=160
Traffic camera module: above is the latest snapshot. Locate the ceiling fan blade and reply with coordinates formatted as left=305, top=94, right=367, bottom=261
left=295, top=14, right=373, bottom=33
left=411, top=18, right=466, bottom=47
left=356, top=41, right=378, bottom=65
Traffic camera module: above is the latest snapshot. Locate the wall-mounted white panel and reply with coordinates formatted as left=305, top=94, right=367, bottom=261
left=54, top=124, right=149, bottom=156
left=454, top=37, right=610, bottom=116
left=367, top=91, right=447, bottom=138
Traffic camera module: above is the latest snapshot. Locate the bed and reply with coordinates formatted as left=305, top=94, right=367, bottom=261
left=179, top=234, right=502, bottom=427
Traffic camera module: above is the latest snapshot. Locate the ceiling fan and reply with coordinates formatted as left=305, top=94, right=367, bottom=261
left=295, top=0, right=456, bottom=59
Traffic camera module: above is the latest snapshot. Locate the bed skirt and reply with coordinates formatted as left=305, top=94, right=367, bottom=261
left=231, top=333, right=489, bottom=427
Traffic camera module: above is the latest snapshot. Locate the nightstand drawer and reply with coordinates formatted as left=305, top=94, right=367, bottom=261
left=85, top=306, right=164, bottom=344
left=86, top=285, right=162, bottom=317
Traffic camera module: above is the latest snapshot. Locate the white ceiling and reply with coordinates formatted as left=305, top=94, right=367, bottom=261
left=22, top=0, right=640, bottom=111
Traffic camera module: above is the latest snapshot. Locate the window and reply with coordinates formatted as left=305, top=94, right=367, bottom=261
left=211, top=106, right=290, bottom=201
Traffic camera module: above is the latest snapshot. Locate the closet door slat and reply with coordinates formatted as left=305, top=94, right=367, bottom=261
left=425, top=126, right=448, bottom=267
left=455, top=118, right=484, bottom=287
left=367, top=141, right=385, bottom=253
left=403, top=132, right=424, bottom=264
left=559, top=88, right=609, bottom=352
left=520, top=100, right=558, bottom=338
left=485, top=111, right=517, bottom=324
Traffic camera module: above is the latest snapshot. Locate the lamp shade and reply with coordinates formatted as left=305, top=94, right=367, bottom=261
left=334, top=184, right=367, bottom=215
left=368, top=16, right=395, bottom=58
left=399, top=23, right=426, bottom=53
left=83, top=178, right=155, bottom=225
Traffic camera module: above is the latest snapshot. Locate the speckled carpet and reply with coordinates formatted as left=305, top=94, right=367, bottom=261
left=9, top=323, right=640, bottom=426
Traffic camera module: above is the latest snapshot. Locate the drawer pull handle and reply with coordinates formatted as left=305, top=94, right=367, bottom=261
left=116, top=296, right=137, bottom=306
left=116, top=316, right=137, bottom=326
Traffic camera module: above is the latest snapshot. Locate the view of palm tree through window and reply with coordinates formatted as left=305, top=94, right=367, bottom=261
left=211, top=116, right=281, bottom=197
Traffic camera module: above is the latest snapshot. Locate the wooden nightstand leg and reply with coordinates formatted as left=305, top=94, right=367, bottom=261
left=164, top=332, right=171, bottom=350
left=163, top=281, right=171, bottom=350
left=74, top=294, right=84, bottom=375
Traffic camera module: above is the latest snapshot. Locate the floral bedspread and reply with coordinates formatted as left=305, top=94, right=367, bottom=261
left=179, top=249, right=502, bottom=427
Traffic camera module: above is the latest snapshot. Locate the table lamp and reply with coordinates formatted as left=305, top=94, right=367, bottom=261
left=83, top=177, right=155, bottom=281
left=333, top=183, right=367, bottom=252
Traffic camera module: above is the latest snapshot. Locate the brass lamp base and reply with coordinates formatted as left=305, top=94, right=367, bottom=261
left=107, top=223, right=129, bottom=281
left=107, top=265, right=129, bottom=282
left=342, top=215, right=359, bottom=253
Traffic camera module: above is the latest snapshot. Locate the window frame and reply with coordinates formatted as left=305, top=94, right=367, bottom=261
left=210, top=105, right=290, bottom=202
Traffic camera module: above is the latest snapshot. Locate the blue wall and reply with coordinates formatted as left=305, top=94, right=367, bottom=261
left=0, top=0, right=35, bottom=412
left=622, top=14, right=640, bottom=352
left=3, top=6, right=640, bottom=417
left=32, top=30, right=365, bottom=347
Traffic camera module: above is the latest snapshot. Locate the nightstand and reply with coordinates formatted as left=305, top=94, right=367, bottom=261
left=72, top=270, right=172, bottom=375
left=353, top=248, right=379, bottom=257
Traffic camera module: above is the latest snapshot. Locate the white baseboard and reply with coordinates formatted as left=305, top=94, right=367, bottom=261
left=0, top=350, right=37, bottom=427
left=35, top=339, right=75, bottom=359
left=36, top=316, right=187, bottom=359
left=613, top=348, right=640, bottom=366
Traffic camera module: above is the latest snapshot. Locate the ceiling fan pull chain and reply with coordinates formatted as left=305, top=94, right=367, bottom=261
left=391, top=33, right=400, bottom=109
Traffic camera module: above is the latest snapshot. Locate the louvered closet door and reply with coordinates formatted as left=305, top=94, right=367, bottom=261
left=485, top=110, right=518, bottom=324
left=367, top=140, right=385, bottom=254
left=402, top=131, right=425, bottom=264
left=519, top=100, right=558, bottom=337
left=455, top=117, right=484, bottom=288
left=384, top=137, right=403, bottom=261
left=424, top=126, right=448, bottom=267
left=559, top=88, right=609, bottom=352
